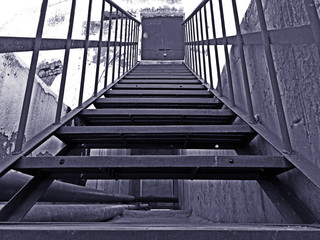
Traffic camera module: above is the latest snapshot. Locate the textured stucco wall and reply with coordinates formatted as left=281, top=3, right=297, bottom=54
left=179, top=150, right=285, bottom=223
left=0, top=53, right=67, bottom=159
left=180, top=0, right=320, bottom=223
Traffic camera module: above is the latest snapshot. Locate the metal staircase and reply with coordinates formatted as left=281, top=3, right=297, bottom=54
left=1, top=0, right=320, bottom=239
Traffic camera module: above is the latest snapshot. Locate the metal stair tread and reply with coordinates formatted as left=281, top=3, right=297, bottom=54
left=13, top=155, right=293, bottom=180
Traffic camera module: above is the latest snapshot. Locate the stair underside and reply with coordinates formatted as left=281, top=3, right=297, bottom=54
left=13, top=156, right=292, bottom=180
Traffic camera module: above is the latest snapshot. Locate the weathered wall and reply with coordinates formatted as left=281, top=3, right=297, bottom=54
left=180, top=0, right=320, bottom=223
left=0, top=53, right=68, bottom=159
left=179, top=150, right=285, bottom=223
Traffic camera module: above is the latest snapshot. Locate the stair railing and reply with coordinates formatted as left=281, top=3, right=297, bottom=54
left=0, top=0, right=140, bottom=178
left=182, top=0, right=320, bottom=189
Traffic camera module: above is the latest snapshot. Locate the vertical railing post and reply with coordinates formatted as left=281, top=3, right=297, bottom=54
left=117, top=12, right=124, bottom=78
left=191, top=17, right=199, bottom=75
left=94, top=0, right=106, bottom=96
left=131, top=22, right=137, bottom=67
left=111, top=9, right=119, bottom=83
left=126, top=20, right=132, bottom=71
left=185, top=20, right=193, bottom=69
left=303, top=0, right=320, bottom=55
left=188, top=20, right=195, bottom=71
left=209, top=0, right=222, bottom=94
left=195, top=12, right=203, bottom=78
left=218, top=0, right=235, bottom=105
left=231, top=0, right=255, bottom=123
left=14, top=0, right=49, bottom=153
left=104, top=4, right=113, bottom=88
left=133, top=22, right=138, bottom=67
left=255, top=0, right=292, bottom=152
left=126, top=19, right=132, bottom=71
left=122, top=17, right=128, bottom=75
left=134, top=23, right=139, bottom=65
left=187, top=21, right=192, bottom=68
left=199, top=7, right=207, bottom=83
left=128, top=20, right=134, bottom=69
left=55, top=0, right=77, bottom=124
left=185, top=22, right=190, bottom=66
left=78, top=0, right=93, bottom=107
left=203, top=4, right=214, bottom=87
left=184, top=23, right=188, bottom=65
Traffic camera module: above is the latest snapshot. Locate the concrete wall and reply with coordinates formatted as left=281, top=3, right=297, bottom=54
left=180, top=0, right=320, bottom=223
left=0, top=53, right=68, bottom=159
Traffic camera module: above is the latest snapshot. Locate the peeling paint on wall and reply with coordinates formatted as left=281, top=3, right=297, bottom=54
left=0, top=53, right=67, bottom=159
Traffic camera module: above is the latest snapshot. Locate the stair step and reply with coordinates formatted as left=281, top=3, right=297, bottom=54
left=119, top=80, right=201, bottom=84
left=135, top=65, right=187, bottom=69
left=14, top=155, right=293, bottom=180
left=124, top=75, right=197, bottom=79
left=112, top=84, right=206, bottom=90
left=94, top=97, right=223, bottom=109
left=79, top=109, right=235, bottom=125
left=105, top=90, right=212, bottom=97
left=55, top=125, right=255, bottom=149
left=128, top=72, right=193, bottom=76
left=1, top=223, right=318, bottom=240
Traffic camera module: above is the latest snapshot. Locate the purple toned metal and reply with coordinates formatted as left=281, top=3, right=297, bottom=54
left=0, top=176, right=53, bottom=221
left=104, top=4, right=113, bottom=88
left=203, top=4, right=213, bottom=87
left=182, top=0, right=209, bottom=24
left=218, top=0, right=235, bottom=106
left=255, top=0, right=292, bottom=152
left=130, top=23, right=136, bottom=68
left=186, top=21, right=192, bottom=67
left=126, top=20, right=132, bottom=72
left=117, top=12, right=124, bottom=78
left=131, top=23, right=138, bottom=68
left=122, top=17, right=128, bottom=75
left=134, top=23, right=139, bottom=65
left=199, top=8, right=207, bottom=83
left=55, top=0, right=77, bottom=124
left=94, top=0, right=106, bottom=96
left=191, top=17, right=199, bottom=74
left=78, top=0, right=93, bottom=107
left=209, top=0, right=222, bottom=95
left=0, top=64, right=138, bottom=179
left=111, top=9, right=119, bottom=83
left=195, top=13, right=203, bottom=78
left=184, top=23, right=188, bottom=64
left=231, top=0, right=255, bottom=123
left=105, top=0, right=140, bottom=24
left=14, top=0, right=48, bottom=154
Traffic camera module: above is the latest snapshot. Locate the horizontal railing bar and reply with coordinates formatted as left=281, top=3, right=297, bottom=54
left=0, top=62, right=139, bottom=179
left=0, top=37, right=137, bottom=53
left=182, top=0, right=209, bottom=24
left=105, top=0, right=140, bottom=24
left=184, top=25, right=314, bottom=46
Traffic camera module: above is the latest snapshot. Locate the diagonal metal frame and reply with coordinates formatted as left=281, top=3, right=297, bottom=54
left=0, top=63, right=139, bottom=179
left=258, top=177, right=318, bottom=224
left=184, top=63, right=320, bottom=190
left=0, top=175, right=53, bottom=222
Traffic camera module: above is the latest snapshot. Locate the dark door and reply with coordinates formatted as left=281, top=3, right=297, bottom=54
left=141, top=17, right=184, bottom=60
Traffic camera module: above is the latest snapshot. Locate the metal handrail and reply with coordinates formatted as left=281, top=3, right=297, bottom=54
left=182, top=0, right=320, bottom=189
left=0, top=0, right=140, bottom=177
